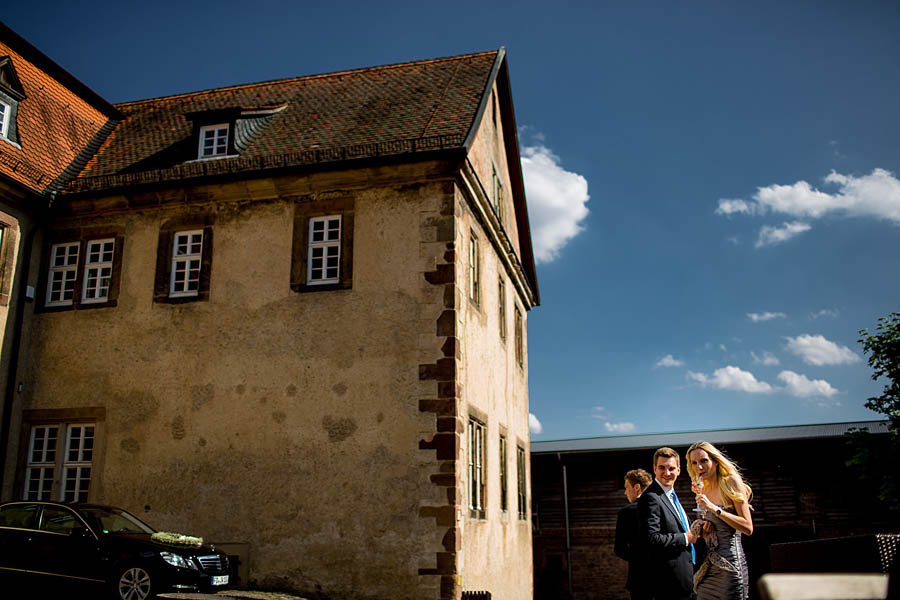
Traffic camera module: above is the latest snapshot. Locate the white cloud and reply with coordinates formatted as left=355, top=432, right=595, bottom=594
left=754, top=169, right=900, bottom=221
left=521, top=144, right=590, bottom=264
left=751, top=351, right=780, bottom=366
left=687, top=366, right=774, bottom=393
left=605, top=421, right=637, bottom=433
left=655, top=354, right=684, bottom=368
left=755, top=221, right=812, bottom=248
left=785, top=334, right=861, bottom=366
left=590, top=406, right=609, bottom=419
left=754, top=180, right=843, bottom=219
left=529, top=413, right=543, bottom=434
left=778, top=370, right=839, bottom=398
left=716, top=198, right=753, bottom=216
left=811, top=309, right=840, bottom=319
left=748, top=312, right=786, bottom=322
left=717, top=169, right=900, bottom=246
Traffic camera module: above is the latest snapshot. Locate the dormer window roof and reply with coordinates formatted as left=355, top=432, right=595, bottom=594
left=187, top=104, right=286, bottom=162
left=0, top=56, right=25, bottom=100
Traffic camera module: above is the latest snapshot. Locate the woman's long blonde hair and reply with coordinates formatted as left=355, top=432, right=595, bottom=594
left=686, top=441, right=753, bottom=506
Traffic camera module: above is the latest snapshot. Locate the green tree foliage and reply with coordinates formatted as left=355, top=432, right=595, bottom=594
left=858, top=311, right=900, bottom=430
left=847, top=311, right=900, bottom=513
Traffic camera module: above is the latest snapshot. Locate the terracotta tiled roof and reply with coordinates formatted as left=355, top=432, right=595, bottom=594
left=68, top=50, right=501, bottom=193
left=0, top=23, right=120, bottom=197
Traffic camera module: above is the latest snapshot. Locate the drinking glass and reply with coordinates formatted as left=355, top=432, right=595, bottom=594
left=691, top=475, right=706, bottom=519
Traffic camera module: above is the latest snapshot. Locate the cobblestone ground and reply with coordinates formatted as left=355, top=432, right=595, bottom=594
left=161, top=590, right=308, bottom=600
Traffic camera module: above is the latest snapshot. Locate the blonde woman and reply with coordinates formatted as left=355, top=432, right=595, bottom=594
left=687, top=441, right=753, bottom=600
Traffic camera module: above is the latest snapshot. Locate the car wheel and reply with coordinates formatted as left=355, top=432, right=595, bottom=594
left=115, top=565, right=154, bottom=600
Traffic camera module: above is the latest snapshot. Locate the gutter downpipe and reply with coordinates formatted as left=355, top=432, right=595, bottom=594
left=559, top=452, right=573, bottom=598
left=0, top=210, right=41, bottom=497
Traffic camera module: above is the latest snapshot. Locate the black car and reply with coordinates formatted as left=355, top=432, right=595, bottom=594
left=0, top=501, right=230, bottom=599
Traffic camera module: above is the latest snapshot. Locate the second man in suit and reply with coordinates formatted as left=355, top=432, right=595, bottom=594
left=615, top=468, right=653, bottom=600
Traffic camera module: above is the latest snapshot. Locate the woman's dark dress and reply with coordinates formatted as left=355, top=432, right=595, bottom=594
left=694, top=505, right=749, bottom=600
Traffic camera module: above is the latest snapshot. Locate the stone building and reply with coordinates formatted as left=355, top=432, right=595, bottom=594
left=0, top=28, right=539, bottom=600
left=530, top=420, right=896, bottom=600
left=0, top=21, right=120, bottom=502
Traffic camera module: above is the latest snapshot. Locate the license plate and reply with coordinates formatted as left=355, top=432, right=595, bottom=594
left=211, top=575, right=229, bottom=586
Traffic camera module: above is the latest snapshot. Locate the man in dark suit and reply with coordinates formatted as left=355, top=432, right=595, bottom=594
left=638, top=447, right=699, bottom=600
left=615, top=468, right=653, bottom=600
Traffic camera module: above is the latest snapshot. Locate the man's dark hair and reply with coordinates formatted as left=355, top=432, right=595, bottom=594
left=653, top=446, right=680, bottom=469
left=625, top=468, right=652, bottom=491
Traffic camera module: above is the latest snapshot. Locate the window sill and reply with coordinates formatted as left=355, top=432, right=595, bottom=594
left=0, top=136, right=22, bottom=149
left=184, top=154, right=239, bottom=163
left=153, top=294, right=208, bottom=305
left=36, top=299, right=118, bottom=313
left=292, top=281, right=352, bottom=294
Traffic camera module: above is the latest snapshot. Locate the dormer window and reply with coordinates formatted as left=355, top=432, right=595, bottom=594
left=198, top=123, right=230, bottom=159
left=0, top=99, right=10, bottom=139
left=186, top=105, right=286, bottom=163
left=0, top=56, right=26, bottom=145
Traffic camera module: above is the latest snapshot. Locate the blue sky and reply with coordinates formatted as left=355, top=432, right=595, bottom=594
left=6, top=1, right=899, bottom=440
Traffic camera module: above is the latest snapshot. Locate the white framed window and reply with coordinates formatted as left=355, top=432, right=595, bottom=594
left=170, top=230, right=203, bottom=297
left=517, top=444, right=527, bottom=519
left=24, top=424, right=95, bottom=503
left=198, top=123, right=230, bottom=159
left=62, top=425, right=94, bottom=503
left=307, top=216, right=342, bottom=284
left=0, top=99, right=10, bottom=139
left=467, top=417, right=486, bottom=518
left=43, top=236, right=123, bottom=310
left=82, top=239, right=115, bottom=304
left=492, top=165, right=504, bottom=224
left=498, top=279, right=507, bottom=341
left=515, top=305, right=524, bottom=367
left=469, top=233, right=480, bottom=304
left=499, top=433, right=508, bottom=513
left=46, top=242, right=80, bottom=306
left=24, top=426, right=57, bottom=501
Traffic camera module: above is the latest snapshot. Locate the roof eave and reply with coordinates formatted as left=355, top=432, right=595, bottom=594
left=463, top=48, right=539, bottom=306
left=58, top=146, right=468, bottom=200
left=531, top=420, right=892, bottom=454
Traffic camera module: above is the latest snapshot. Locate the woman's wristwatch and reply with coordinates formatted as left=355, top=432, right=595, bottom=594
left=716, top=508, right=723, bottom=516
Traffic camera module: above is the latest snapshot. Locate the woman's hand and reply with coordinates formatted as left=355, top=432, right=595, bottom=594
left=694, top=492, right=717, bottom=513
left=690, top=519, right=707, bottom=538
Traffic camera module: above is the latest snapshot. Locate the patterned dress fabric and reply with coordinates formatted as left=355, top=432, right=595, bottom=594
left=694, top=505, right=748, bottom=600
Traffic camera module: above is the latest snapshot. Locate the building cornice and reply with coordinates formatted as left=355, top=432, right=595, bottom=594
left=458, top=158, right=537, bottom=309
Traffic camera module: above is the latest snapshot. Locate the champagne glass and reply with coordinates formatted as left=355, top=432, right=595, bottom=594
left=691, top=475, right=706, bottom=519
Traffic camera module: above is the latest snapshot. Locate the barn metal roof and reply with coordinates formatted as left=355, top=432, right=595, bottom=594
left=531, top=420, right=890, bottom=454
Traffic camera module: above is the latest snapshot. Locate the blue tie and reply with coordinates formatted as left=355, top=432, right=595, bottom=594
left=671, top=491, right=696, bottom=564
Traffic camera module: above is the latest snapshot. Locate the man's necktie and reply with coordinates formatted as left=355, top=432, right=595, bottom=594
left=671, top=491, right=696, bottom=564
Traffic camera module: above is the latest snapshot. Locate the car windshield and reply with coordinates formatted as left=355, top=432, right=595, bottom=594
left=79, top=507, right=155, bottom=535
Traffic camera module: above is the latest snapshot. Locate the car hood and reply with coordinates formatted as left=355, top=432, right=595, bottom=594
left=102, top=532, right=220, bottom=556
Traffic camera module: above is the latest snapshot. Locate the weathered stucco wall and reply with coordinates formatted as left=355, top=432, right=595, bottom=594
left=0, top=193, right=28, bottom=499
left=16, top=163, right=462, bottom=599
left=457, top=104, right=534, bottom=599
left=465, top=80, right=521, bottom=258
